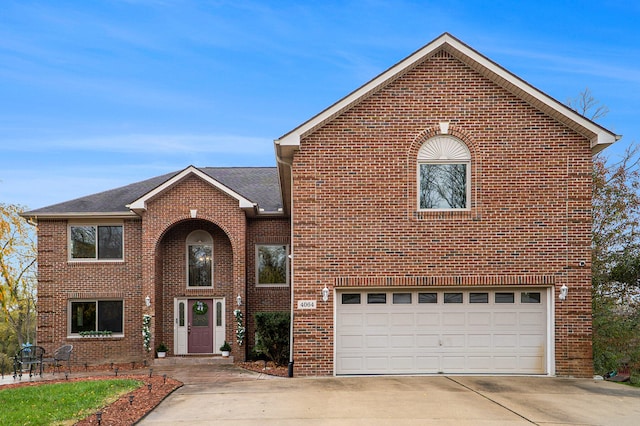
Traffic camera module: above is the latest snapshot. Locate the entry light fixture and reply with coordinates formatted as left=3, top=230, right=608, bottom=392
left=559, top=284, right=568, bottom=301
left=237, top=294, right=242, bottom=306
left=322, top=285, right=329, bottom=302
left=145, top=295, right=151, bottom=307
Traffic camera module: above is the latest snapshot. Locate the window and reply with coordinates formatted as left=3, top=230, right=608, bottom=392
left=70, top=225, right=123, bottom=260
left=393, top=293, right=412, bottom=304
left=444, top=292, right=463, bottom=303
left=342, top=294, right=361, bottom=304
left=367, top=293, right=387, bottom=304
left=187, top=231, right=213, bottom=287
left=70, top=300, right=123, bottom=335
left=495, top=292, right=515, bottom=303
left=521, top=292, right=541, bottom=303
left=256, top=245, right=288, bottom=286
left=418, top=136, right=471, bottom=210
left=418, top=293, right=438, bottom=303
left=470, top=292, right=488, bottom=303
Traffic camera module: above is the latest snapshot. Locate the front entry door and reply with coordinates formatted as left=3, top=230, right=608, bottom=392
left=188, top=299, right=214, bottom=353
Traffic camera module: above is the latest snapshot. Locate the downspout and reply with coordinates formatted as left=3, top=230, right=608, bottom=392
left=276, top=150, right=295, bottom=378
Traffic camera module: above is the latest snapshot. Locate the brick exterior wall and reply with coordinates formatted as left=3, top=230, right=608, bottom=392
left=36, top=218, right=145, bottom=365
left=36, top=175, right=291, bottom=365
left=290, top=50, right=594, bottom=377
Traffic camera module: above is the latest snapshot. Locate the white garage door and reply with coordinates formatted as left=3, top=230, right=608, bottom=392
left=336, top=288, right=548, bottom=375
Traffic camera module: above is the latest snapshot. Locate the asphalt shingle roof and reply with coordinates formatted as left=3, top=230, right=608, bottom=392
left=25, top=167, right=282, bottom=215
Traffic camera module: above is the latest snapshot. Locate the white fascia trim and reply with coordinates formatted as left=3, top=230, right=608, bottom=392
left=21, top=212, right=138, bottom=220
left=127, top=166, right=256, bottom=211
left=276, top=33, right=618, bottom=150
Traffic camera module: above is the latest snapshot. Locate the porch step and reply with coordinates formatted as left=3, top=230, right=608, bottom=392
left=153, top=356, right=234, bottom=366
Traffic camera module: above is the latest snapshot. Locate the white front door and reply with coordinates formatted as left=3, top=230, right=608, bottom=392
left=175, top=298, right=225, bottom=354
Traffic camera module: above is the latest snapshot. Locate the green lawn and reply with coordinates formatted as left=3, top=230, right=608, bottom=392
left=0, top=379, right=140, bottom=425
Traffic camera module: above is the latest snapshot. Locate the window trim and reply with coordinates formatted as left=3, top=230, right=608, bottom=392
left=255, top=244, right=290, bottom=287
left=186, top=230, right=214, bottom=288
left=68, top=299, right=124, bottom=338
left=417, top=136, right=471, bottom=212
left=68, top=222, right=124, bottom=262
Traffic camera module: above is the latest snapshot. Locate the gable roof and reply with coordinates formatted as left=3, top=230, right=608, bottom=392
left=275, top=32, right=620, bottom=159
left=274, top=33, right=621, bottom=214
left=23, top=166, right=282, bottom=219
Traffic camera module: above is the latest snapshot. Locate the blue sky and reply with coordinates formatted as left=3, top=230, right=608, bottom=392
left=2, top=1, right=639, bottom=210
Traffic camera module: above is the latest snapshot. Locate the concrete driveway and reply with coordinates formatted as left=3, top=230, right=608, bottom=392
left=141, top=365, right=640, bottom=425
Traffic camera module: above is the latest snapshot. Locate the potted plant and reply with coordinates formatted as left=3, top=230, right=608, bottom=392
left=156, top=343, right=168, bottom=358
left=220, top=341, right=231, bottom=357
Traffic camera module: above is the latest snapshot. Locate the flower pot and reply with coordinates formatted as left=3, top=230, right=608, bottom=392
left=157, top=352, right=166, bottom=358
left=221, top=351, right=230, bottom=357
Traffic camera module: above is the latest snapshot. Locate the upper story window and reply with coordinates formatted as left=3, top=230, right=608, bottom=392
left=70, top=224, right=123, bottom=260
left=417, top=136, right=471, bottom=210
left=256, top=244, right=289, bottom=286
left=187, top=230, right=213, bottom=287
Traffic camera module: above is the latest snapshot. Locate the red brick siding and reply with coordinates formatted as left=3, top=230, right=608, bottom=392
left=36, top=219, right=145, bottom=365
left=245, top=217, right=291, bottom=352
left=140, top=175, right=247, bottom=360
left=291, top=50, right=593, bottom=377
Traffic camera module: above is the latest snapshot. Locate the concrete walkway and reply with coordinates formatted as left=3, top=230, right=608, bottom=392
left=141, top=365, right=640, bottom=425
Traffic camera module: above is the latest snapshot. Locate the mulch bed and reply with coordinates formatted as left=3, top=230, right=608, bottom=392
left=1, top=361, right=285, bottom=425
left=2, top=373, right=182, bottom=426
left=239, top=360, right=289, bottom=377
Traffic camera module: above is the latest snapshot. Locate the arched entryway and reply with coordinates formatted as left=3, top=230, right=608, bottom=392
left=153, top=219, right=236, bottom=356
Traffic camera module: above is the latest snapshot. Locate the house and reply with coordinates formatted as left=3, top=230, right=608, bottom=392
left=24, top=33, right=619, bottom=377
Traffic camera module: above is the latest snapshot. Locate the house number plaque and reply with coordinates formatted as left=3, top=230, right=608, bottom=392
left=297, top=300, right=317, bottom=310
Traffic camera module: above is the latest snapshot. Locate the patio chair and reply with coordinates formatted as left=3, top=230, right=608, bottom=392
left=13, top=345, right=45, bottom=379
left=45, top=344, right=74, bottom=375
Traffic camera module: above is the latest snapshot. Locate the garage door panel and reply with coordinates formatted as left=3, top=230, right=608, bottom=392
left=520, top=312, right=545, bottom=326
left=494, top=312, right=518, bottom=326
left=339, top=334, right=363, bottom=349
left=520, top=333, right=545, bottom=347
left=390, top=312, right=414, bottom=326
left=416, top=334, right=440, bottom=347
left=442, top=312, right=466, bottom=326
left=366, top=335, right=388, bottom=348
left=494, top=334, right=518, bottom=347
left=467, top=356, right=493, bottom=370
left=390, top=334, right=414, bottom=348
left=416, top=356, right=440, bottom=370
left=468, top=334, right=491, bottom=348
left=340, top=313, right=364, bottom=327
left=365, top=313, right=388, bottom=326
left=390, top=356, right=414, bottom=370
left=468, top=312, right=491, bottom=326
left=442, top=356, right=466, bottom=370
left=336, top=288, right=548, bottom=375
left=416, top=312, right=440, bottom=326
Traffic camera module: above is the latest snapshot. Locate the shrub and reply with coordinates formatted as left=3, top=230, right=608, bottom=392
left=254, top=312, right=290, bottom=366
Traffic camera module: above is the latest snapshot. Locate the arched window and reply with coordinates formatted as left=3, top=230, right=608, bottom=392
left=186, top=230, right=213, bottom=287
left=417, top=136, right=471, bottom=210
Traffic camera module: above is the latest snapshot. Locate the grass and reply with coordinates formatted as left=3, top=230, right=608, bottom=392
left=0, top=379, right=140, bottom=425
